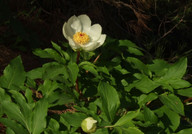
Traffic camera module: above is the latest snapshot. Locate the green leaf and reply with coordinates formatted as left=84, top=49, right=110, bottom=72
left=60, top=112, right=87, bottom=127
left=0, top=88, right=11, bottom=116
left=126, top=57, right=146, bottom=71
left=81, top=64, right=98, bottom=76
left=38, top=80, right=58, bottom=97
left=0, top=118, right=28, bottom=134
left=45, top=118, right=68, bottom=134
left=26, top=77, right=36, bottom=89
left=0, top=56, right=25, bottom=90
left=32, top=99, right=48, bottom=134
left=33, top=48, right=66, bottom=64
left=137, top=93, right=158, bottom=107
left=169, top=79, right=191, bottom=89
left=81, top=51, right=95, bottom=61
left=67, top=62, right=79, bottom=84
left=148, top=59, right=169, bottom=76
left=45, top=91, right=74, bottom=107
left=27, top=67, right=43, bottom=79
left=119, top=40, right=144, bottom=56
left=161, top=106, right=180, bottom=131
left=119, top=40, right=138, bottom=48
left=47, top=118, right=60, bottom=131
left=93, top=128, right=109, bottom=134
left=115, top=127, right=144, bottom=134
left=97, top=67, right=110, bottom=75
left=114, top=110, right=139, bottom=127
left=0, top=87, right=11, bottom=102
left=114, top=65, right=129, bottom=75
left=177, top=87, right=192, bottom=97
left=74, top=105, right=100, bottom=122
left=175, top=128, right=192, bottom=134
left=25, top=88, right=34, bottom=103
left=126, top=57, right=151, bottom=76
left=143, top=106, right=158, bottom=124
left=121, top=79, right=128, bottom=86
left=98, top=82, right=120, bottom=122
left=159, top=57, right=187, bottom=80
left=79, top=61, right=96, bottom=67
left=60, top=116, right=70, bottom=130
left=1, top=101, right=26, bottom=127
left=6, top=127, right=15, bottom=134
left=88, top=102, right=98, bottom=114
left=134, top=75, right=159, bottom=93
left=9, top=90, right=33, bottom=132
left=79, top=61, right=97, bottom=75
left=124, top=127, right=144, bottom=134
left=42, top=62, right=69, bottom=80
left=52, top=41, right=70, bottom=61
left=127, top=47, right=144, bottom=56
left=159, top=94, right=184, bottom=116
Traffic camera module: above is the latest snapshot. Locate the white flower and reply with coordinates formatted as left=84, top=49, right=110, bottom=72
left=81, top=117, right=97, bottom=133
left=62, top=14, right=106, bottom=52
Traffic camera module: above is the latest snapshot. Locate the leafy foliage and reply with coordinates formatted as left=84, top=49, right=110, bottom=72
left=0, top=38, right=192, bottom=134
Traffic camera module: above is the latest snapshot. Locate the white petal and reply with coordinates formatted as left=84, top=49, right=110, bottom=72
left=85, top=118, right=97, bottom=130
left=62, top=22, right=73, bottom=40
left=82, top=34, right=106, bottom=51
left=87, top=120, right=96, bottom=130
left=62, top=22, right=68, bottom=39
left=87, top=24, right=102, bottom=41
left=97, top=34, right=106, bottom=47
left=68, top=37, right=80, bottom=50
left=80, top=42, right=99, bottom=52
left=65, top=16, right=77, bottom=37
left=71, top=17, right=82, bottom=32
left=63, top=22, right=75, bottom=38
left=78, top=14, right=91, bottom=32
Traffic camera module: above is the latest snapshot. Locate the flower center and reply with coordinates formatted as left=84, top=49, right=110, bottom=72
left=73, top=32, right=90, bottom=45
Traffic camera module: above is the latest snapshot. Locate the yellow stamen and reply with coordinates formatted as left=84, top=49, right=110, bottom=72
left=73, top=32, right=89, bottom=45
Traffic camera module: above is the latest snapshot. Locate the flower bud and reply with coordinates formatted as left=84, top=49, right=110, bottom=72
left=81, top=117, right=97, bottom=133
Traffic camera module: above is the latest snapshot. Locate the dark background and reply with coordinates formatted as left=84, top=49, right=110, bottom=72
left=0, top=0, right=192, bottom=72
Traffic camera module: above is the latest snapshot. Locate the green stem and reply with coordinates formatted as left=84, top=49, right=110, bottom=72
left=104, top=125, right=115, bottom=128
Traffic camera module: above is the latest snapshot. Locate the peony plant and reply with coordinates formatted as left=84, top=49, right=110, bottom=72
left=62, top=14, right=106, bottom=51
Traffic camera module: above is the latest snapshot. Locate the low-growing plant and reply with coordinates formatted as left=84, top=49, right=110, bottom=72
left=0, top=14, right=192, bottom=134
